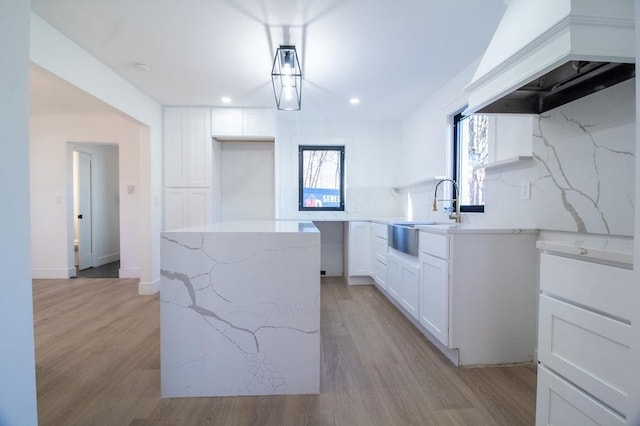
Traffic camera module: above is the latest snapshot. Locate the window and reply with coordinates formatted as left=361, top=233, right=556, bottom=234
left=453, top=112, right=489, bottom=213
left=299, top=145, right=345, bottom=211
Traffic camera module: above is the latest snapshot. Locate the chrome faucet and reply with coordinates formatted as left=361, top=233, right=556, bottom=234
left=432, top=179, right=461, bottom=223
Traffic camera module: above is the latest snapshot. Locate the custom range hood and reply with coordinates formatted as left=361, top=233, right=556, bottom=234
left=464, top=0, right=635, bottom=115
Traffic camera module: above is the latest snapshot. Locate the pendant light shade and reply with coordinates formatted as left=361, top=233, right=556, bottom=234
left=271, top=45, right=302, bottom=110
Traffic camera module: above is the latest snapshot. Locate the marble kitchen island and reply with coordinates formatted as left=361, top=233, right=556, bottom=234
left=160, top=221, right=320, bottom=397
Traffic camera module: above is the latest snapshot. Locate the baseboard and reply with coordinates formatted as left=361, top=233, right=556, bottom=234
left=346, top=275, right=375, bottom=285
left=32, top=268, right=76, bottom=279
left=138, top=279, right=160, bottom=295
left=119, top=268, right=140, bottom=279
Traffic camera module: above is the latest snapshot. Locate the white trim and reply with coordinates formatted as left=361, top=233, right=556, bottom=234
left=119, top=268, right=140, bottom=279
left=32, top=268, right=76, bottom=279
left=138, top=279, right=160, bottom=295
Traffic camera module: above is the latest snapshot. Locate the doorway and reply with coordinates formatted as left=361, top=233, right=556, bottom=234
left=220, top=141, right=275, bottom=220
left=71, top=144, right=120, bottom=278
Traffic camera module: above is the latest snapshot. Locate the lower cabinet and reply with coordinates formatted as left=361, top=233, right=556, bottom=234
left=386, top=250, right=419, bottom=321
left=536, top=250, right=632, bottom=425
left=536, top=365, right=625, bottom=426
left=165, top=188, right=212, bottom=230
left=419, top=253, right=448, bottom=346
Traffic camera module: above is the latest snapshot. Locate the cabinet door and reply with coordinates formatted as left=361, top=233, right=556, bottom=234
left=243, top=109, right=276, bottom=137
left=420, top=254, right=449, bottom=346
left=186, top=108, right=212, bottom=187
left=211, top=108, right=243, bottom=136
left=373, top=259, right=386, bottom=289
left=401, top=262, right=420, bottom=321
left=164, top=108, right=187, bottom=187
left=386, top=255, right=402, bottom=302
left=186, top=188, right=212, bottom=228
left=164, top=188, right=211, bottom=230
left=165, top=188, right=188, bottom=230
left=348, top=222, right=371, bottom=276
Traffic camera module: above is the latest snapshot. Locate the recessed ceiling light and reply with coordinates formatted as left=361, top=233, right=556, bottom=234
left=350, top=97, right=360, bottom=105
left=133, top=62, right=150, bottom=72
left=221, top=96, right=232, bottom=104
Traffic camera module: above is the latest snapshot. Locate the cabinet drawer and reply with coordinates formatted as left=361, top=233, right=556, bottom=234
left=536, top=365, right=625, bottom=426
left=538, top=295, right=629, bottom=416
left=371, top=222, right=388, bottom=239
left=373, top=259, right=386, bottom=289
left=540, top=253, right=632, bottom=321
left=374, top=236, right=388, bottom=264
left=419, top=232, right=448, bottom=259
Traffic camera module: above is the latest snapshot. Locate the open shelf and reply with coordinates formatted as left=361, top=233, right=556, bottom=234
left=393, top=176, right=447, bottom=192
left=479, top=156, right=533, bottom=172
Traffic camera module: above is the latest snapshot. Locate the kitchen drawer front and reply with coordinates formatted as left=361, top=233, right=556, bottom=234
left=374, top=236, right=388, bottom=264
left=371, top=222, right=388, bottom=239
left=538, top=295, right=629, bottom=416
left=373, top=259, right=386, bottom=289
left=539, top=253, right=632, bottom=321
left=419, top=232, right=448, bottom=260
left=536, top=365, right=625, bottom=426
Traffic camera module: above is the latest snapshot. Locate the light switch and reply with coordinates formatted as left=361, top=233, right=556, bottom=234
left=520, top=181, right=531, bottom=200
left=127, top=185, right=135, bottom=195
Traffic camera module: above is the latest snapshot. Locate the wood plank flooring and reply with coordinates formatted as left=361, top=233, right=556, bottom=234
left=33, top=276, right=537, bottom=425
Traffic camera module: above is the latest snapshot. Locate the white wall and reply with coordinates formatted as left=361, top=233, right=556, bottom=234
left=30, top=114, right=141, bottom=278
left=30, top=13, right=163, bottom=294
left=275, top=116, right=403, bottom=220
left=0, top=1, right=38, bottom=424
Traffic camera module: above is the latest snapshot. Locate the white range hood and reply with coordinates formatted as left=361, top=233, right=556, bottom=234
left=464, top=0, right=635, bottom=115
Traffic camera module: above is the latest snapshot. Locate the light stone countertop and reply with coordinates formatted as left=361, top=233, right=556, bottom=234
left=164, top=220, right=319, bottom=233
left=416, top=223, right=538, bottom=235
left=537, top=239, right=634, bottom=266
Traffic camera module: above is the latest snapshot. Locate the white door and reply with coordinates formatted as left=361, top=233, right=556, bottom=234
left=76, top=152, right=93, bottom=270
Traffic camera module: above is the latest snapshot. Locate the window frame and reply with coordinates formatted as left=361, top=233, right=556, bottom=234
left=298, top=145, right=345, bottom=212
left=452, top=111, right=485, bottom=213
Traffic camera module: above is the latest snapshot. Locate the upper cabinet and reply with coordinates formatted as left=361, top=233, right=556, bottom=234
left=211, top=108, right=276, bottom=139
left=164, top=107, right=212, bottom=188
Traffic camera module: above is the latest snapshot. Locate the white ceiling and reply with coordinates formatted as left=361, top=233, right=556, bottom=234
left=30, top=0, right=506, bottom=122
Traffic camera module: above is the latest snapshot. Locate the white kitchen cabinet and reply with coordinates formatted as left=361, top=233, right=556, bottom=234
left=164, top=188, right=211, bottom=230
left=345, top=221, right=372, bottom=284
left=417, top=229, right=538, bottom=366
left=386, top=249, right=420, bottom=321
left=370, top=222, right=388, bottom=290
left=211, top=108, right=276, bottom=138
left=420, top=253, right=448, bottom=346
left=536, top=365, right=625, bottom=426
left=386, top=254, right=402, bottom=301
left=164, top=107, right=212, bottom=188
left=536, top=248, right=633, bottom=425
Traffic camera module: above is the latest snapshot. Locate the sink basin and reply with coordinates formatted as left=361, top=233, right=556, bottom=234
left=388, top=223, right=426, bottom=256
left=390, top=221, right=437, bottom=228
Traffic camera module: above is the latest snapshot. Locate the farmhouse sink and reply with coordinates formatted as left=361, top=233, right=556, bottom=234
left=388, top=222, right=435, bottom=256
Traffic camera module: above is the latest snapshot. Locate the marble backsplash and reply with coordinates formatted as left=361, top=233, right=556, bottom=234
left=404, top=79, right=636, bottom=236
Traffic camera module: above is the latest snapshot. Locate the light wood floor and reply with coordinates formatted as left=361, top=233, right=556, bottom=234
left=33, top=276, right=537, bottom=425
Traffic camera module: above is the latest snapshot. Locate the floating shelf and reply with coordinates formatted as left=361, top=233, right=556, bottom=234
left=393, top=176, right=447, bottom=191
left=479, top=156, right=533, bottom=172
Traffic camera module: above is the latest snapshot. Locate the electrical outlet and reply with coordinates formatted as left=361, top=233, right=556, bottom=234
left=520, top=181, right=531, bottom=200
